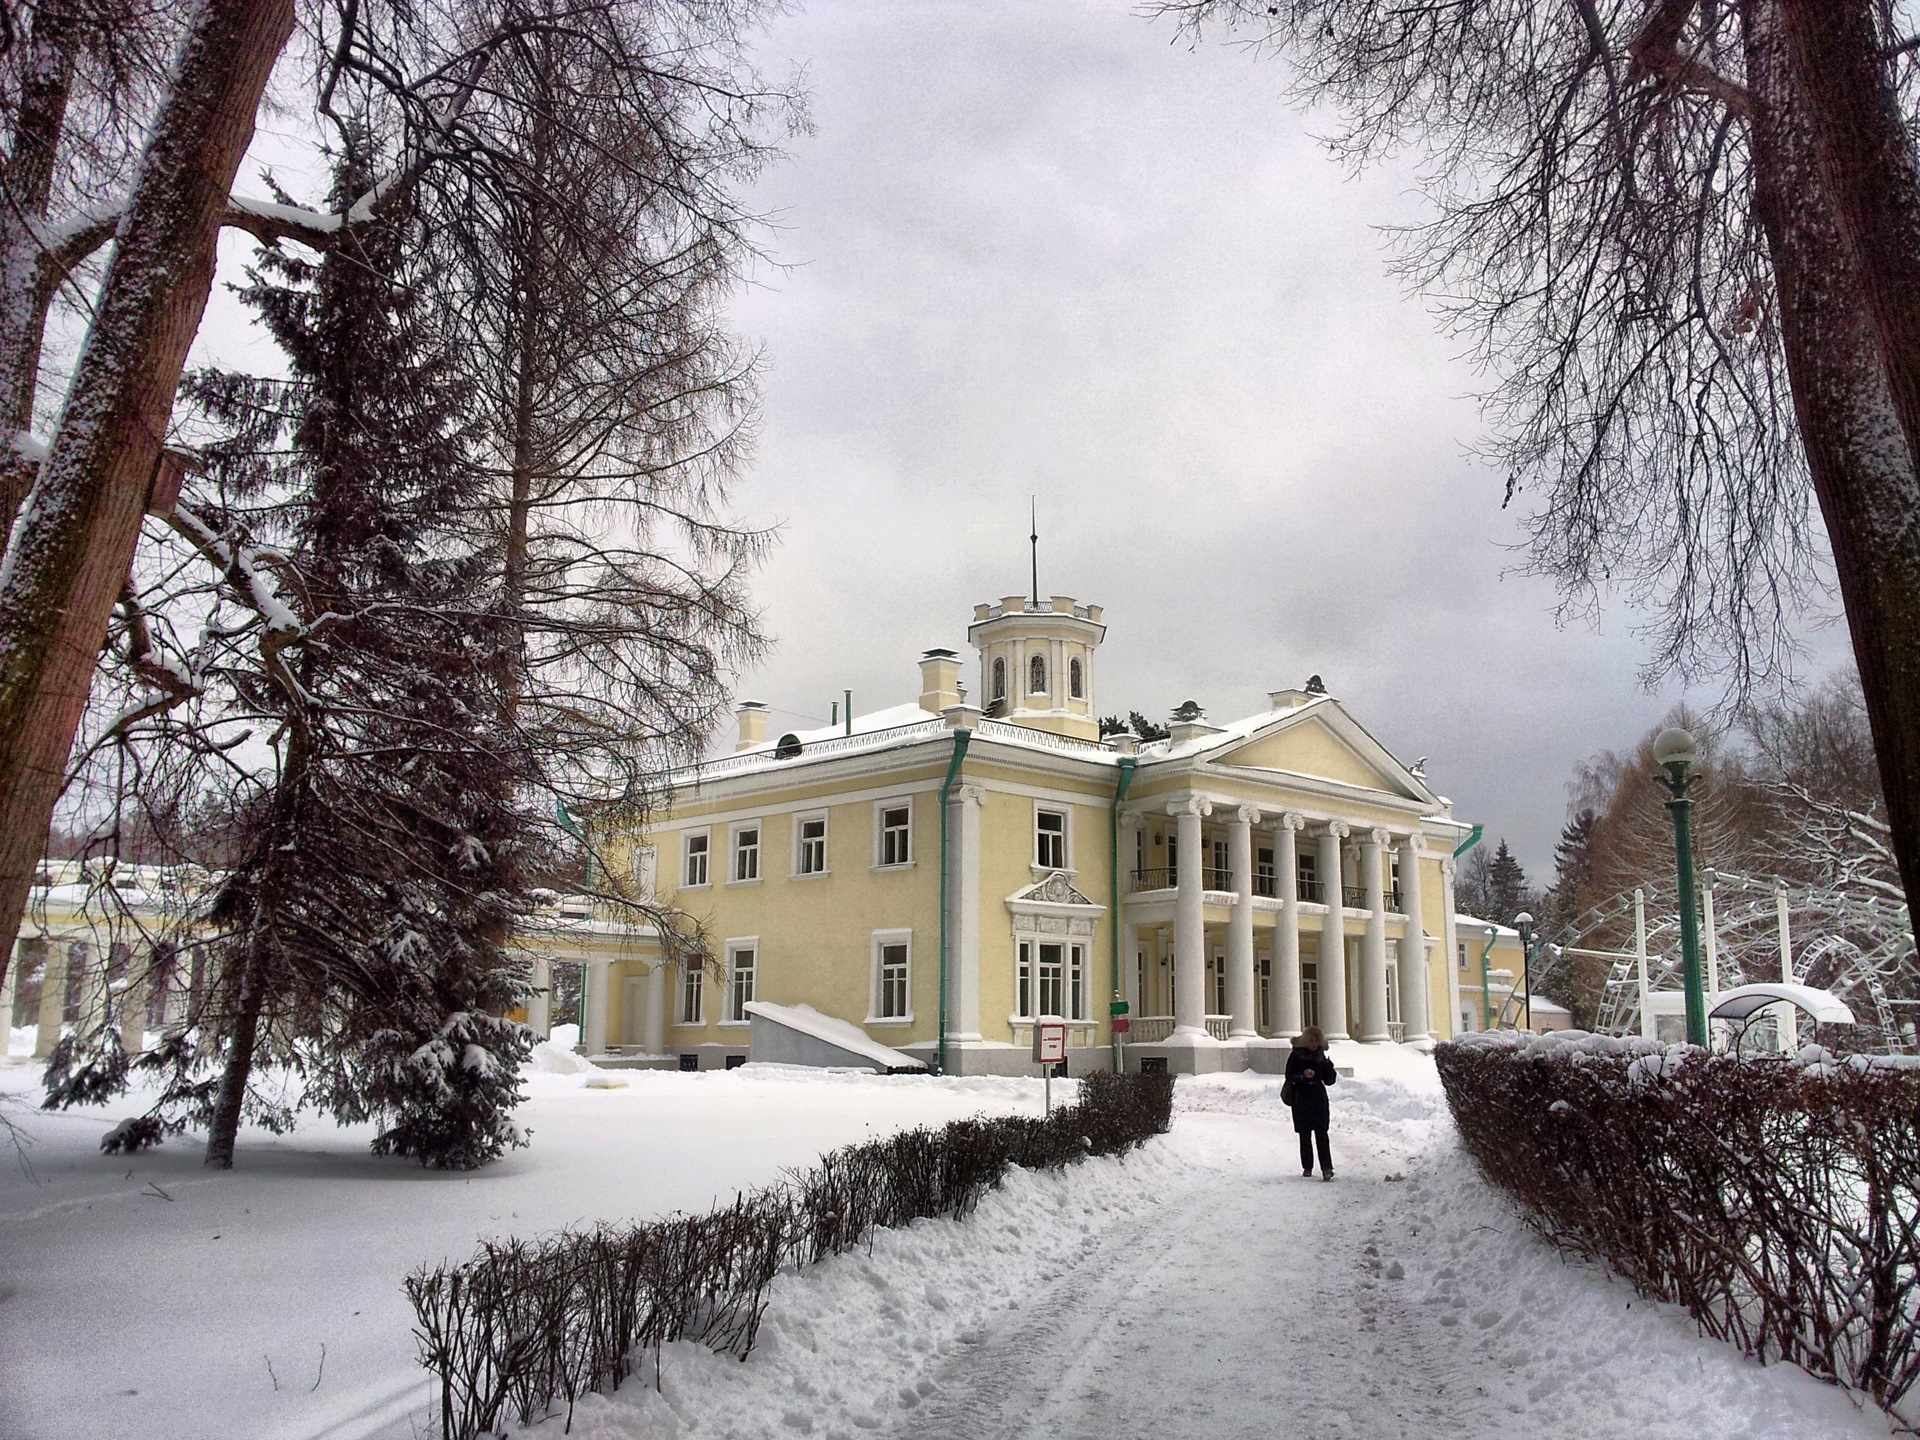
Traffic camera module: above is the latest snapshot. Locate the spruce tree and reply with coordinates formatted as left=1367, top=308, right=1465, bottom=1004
left=1485, top=840, right=1531, bottom=929
left=47, top=143, right=534, bottom=1168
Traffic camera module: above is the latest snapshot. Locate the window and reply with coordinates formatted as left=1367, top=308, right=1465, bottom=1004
left=683, top=831, right=710, bottom=887
left=1036, top=808, right=1067, bottom=870
left=1069, top=656, right=1083, bottom=699
left=1256, top=846, right=1276, bottom=898
left=1301, top=961, right=1320, bottom=1030
left=1257, top=952, right=1272, bottom=1032
left=1296, top=850, right=1317, bottom=902
left=732, top=825, right=759, bottom=882
left=1458, top=941, right=1469, bottom=971
left=1029, top=653, right=1046, bottom=695
left=797, top=813, right=828, bottom=875
left=873, top=931, right=911, bottom=1020
left=1015, top=939, right=1090, bottom=1023
left=1209, top=950, right=1226, bottom=1015
left=879, top=803, right=912, bottom=867
left=1386, top=960, right=1401, bottom=1026
left=992, top=656, right=1006, bottom=700
left=726, top=943, right=755, bottom=1023
left=1209, top=837, right=1230, bottom=889
left=679, top=962, right=703, bottom=1025
left=631, top=845, right=657, bottom=899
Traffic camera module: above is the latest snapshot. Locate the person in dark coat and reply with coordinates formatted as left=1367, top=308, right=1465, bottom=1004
left=1285, top=1025, right=1337, bottom=1180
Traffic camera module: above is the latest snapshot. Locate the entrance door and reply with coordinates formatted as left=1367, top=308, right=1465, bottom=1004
left=622, top=976, right=647, bottom=1050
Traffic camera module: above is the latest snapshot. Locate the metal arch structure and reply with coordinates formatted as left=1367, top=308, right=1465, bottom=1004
left=1577, top=868, right=1915, bottom=1050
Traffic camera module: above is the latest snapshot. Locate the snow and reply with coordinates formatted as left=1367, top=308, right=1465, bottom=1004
left=0, top=1044, right=1895, bottom=1440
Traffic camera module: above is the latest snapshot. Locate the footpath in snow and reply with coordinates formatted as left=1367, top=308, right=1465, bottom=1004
left=0, top=1035, right=1896, bottom=1440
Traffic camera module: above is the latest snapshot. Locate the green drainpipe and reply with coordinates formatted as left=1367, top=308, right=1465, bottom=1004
left=937, top=728, right=972, bottom=1075
left=1109, top=755, right=1137, bottom=1072
left=1452, top=823, right=1484, bottom=859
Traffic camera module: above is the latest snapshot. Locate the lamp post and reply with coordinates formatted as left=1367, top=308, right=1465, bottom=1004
left=1514, top=911, right=1535, bottom=1033
left=1652, top=727, right=1708, bottom=1047
left=1478, top=922, right=1497, bottom=1030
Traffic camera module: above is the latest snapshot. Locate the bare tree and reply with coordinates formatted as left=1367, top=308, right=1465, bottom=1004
left=1157, top=0, right=1920, bottom=919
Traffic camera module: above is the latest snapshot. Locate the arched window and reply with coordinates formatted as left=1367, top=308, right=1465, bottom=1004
left=1069, top=657, right=1083, bottom=699
left=992, top=657, right=1006, bottom=701
left=1029, top=653, right=1046, bottom=695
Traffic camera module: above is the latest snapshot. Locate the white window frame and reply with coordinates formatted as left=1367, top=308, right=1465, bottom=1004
left=678, top=961, right=704, bottom=1027
left=875, top=798, right=914, bottom=869
left=723, top=938, right=757, bottom=1025
left=794, top=811, right=829, bottom=877
left=869, top=928, right=913, bottom=1024
left=992, top=656, right=1006, bottom=701
left=1034, top=805, right=1069, bottom=871
left=1029, top=652, right=1047, bottom=695
left=730, top=821, right=761, bottom=884
left=682, top=829, right=711, bottom=889
left=1069, top=655, right=1083, bottom=699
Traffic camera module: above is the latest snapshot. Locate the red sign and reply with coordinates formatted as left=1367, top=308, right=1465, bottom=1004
left=1111, top=1016, right=1131, bottom=1035
left=1032, top=1020, right=1067, bottom=1064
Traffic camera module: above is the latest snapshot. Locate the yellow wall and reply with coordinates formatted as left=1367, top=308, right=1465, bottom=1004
left=1219, top=720, right=1396, bottom=792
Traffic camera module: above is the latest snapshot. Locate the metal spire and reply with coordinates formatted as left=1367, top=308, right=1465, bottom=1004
left=1030, top=496, right=1039, bottom=603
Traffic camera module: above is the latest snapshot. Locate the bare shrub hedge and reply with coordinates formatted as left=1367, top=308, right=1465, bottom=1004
left=406, top=1069, right=1173, bottom=1439
left=1438, top=1032, right=1920, bottom=1423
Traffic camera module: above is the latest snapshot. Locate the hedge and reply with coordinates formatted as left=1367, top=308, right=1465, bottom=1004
left=405, top=1069, right=1174, bottom=1439
left=1438, top=1031, right=1920, bottom=1424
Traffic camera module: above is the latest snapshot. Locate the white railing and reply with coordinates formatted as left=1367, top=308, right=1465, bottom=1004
left=973, top=718, right=1109, bottom=755
left=1127, top=1015, right=1235, bottom=1043
left=1387, top=1021, right=1406, bottom=1043
left=687, top=718, right=949, bottom=780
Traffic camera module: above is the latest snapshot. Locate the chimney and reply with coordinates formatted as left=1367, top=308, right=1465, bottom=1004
left=919, top=648, right=962, bottom=714
left=1168, top=699, right=1222, bottom=748
left=734, top=700, right=769, bottom=751
left=1268, top=688, right=1314, bottom=711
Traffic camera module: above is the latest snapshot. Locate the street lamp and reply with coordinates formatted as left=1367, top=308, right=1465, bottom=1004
left=1514, top=911, right=1535, bottom=1033
left=1479, top=922, right=1497, bottom=1031
left=1652, top=727, right=1708, bottom=1046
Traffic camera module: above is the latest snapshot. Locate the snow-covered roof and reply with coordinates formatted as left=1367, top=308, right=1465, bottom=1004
left=742, top=1001, right=928, bottom=1071
left=1454, top=913, right=1521, bottom=940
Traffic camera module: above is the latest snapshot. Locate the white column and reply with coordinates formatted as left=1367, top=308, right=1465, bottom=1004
left=1171, top=796, right=1211, bottom=1037
left=34, top=941, right=67, bottom=1059
left=947, top=782, right=987, bottom=1042
left=1397, top=834, right=1431, bottom=1044
left=1358, top=829, right=1391, bottom=1042
left=1273, top=815, right=1303, bottom=1038
left=1119, top=813, right=1142, bottom=1017
left=0, top=943, right=16, bottom=1044
left=1226, top=806, right=1259, bottom=1038
left=1440, top=858, right=1461, bottom=1040
left=528, top=956, right=552, bottom=1038
left=117, top=963, right=148, bottom=1055
left=1317, top=823, right=1350, bottom=1041
left=584, top=958, right=611, bottom=1053
left=645, top=962, right=666, bottom=1054
left=76, top=941, right=107, bottom=1036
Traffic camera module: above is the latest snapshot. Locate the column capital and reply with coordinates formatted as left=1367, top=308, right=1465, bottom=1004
left=1167, top=796, right=1212, bottom=819
left=1364, top=826, right=1393, bottom=848
left=1440, top=855, right=1457, bottom=880
left=1401, top=832, right=1427, bottom=855
left=1322, top=820, right=1350, bottom=839
left=1232, top=804, right=1262, bottom=826
left=952, top=782, right=988, bottom=806
left=1279, top=811, right=1307, bottom=832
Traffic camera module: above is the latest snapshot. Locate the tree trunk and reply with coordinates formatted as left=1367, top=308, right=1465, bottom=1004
left=202, top=915, right=270, bottom=1168
left=1741, top=1, right=1920, bottom=923
left=0, top=0, right=81, bottom=558
left=0, top=0, right=296, bottom=1000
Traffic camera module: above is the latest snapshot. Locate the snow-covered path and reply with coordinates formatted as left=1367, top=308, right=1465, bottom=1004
left=553, top=1060, right=1894, bottom=1440
left=906, top=1111, right=1445, bottom=1440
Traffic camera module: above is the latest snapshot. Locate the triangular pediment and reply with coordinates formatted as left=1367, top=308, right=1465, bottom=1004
left=1008, top=871, right=1100, bottom=907
left=1214, top=708, right=1431, bottom=802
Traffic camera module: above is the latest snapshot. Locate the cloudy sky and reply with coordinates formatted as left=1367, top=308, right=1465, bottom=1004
left=703, top=0, right=1848, bottom=876
left=190, top=0, right=1849, bottom=879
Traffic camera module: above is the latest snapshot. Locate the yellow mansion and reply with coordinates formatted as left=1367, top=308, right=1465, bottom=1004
left=537, top=591, right=1524, bottom=1076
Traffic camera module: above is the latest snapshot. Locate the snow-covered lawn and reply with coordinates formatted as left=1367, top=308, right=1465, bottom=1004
left=0, top=1039, right=1895, bottom=1440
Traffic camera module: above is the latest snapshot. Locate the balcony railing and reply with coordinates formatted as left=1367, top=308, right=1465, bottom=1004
left=1296, top=878, right=1323, bottom=903
left=1387, top=1021, right=1406, bottom=1043
left=1125, top=1015, right=1233, bottom=1043
left=1254, top=873, right=1277, bottom=899
left=1131, top=866, right=1174, bottom=893
left=1203, top=866, right=1232, bottom=891
left=1343, top=885, right=1367, bottom=908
